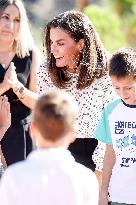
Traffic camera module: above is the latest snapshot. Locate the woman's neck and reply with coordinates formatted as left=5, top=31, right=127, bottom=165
left=0, top=40, right=13, bottom=53
left=0, top=40, right=15, bottom=69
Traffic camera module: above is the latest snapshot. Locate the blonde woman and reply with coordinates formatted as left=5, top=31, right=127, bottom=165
left=0, top=0, right=41, bottom=166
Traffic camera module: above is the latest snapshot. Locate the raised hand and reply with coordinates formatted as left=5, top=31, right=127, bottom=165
left=7, top=62, right=19, bottom=89
left=0, top=96, right=11, bottom=141
left=1, top=65, right=13, bottom=93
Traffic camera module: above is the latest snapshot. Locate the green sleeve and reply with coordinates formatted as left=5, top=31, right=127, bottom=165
left=93, top=99, right=121, bottom=145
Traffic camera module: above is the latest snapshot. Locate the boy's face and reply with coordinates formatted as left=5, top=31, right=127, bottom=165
left=111, top=75, right=136, bottom=105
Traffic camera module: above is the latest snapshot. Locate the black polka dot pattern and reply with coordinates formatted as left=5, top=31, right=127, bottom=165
left=37, top=61, right=117, bottom=171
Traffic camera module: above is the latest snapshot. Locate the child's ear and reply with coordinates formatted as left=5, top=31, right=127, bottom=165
left=29, top=122, right=36, bottom=141
left=68, top=127, right=76, bottom=144
left=30, top=122, right=42, bottom=142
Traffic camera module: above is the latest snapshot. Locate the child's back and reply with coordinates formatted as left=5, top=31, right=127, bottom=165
left=0, top=91, right=99, bottom=205
left=0, top=148, right=98, bottom=205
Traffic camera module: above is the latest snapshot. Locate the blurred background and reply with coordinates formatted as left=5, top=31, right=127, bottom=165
left=24, top=0, right=136, bottom=54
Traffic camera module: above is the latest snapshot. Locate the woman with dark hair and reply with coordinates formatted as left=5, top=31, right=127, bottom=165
left=38, top=10, right=116, bottom=178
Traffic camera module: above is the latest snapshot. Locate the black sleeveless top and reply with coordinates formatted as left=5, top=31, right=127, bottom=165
left=0, top=52, right=32, bottom=126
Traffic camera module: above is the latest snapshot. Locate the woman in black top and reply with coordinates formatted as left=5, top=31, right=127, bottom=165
left=0, top=0, right=40, bottom=165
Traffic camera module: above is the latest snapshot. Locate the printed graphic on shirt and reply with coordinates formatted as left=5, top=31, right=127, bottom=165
left=115, top=121, right=136, bottom=134
left=114, top=120, right=136, bottom=168
left=105, top=101, right=136, bottom=173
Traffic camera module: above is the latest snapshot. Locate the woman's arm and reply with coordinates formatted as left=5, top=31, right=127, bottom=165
left=93, top=141, right=106, bottom=187
left=12, top=47, right=41, bottom=109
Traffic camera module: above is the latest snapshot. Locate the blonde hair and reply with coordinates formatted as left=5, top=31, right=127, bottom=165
left=33, top=90, right=77, bottom=142
left=0, top=0, right=34, bottom=58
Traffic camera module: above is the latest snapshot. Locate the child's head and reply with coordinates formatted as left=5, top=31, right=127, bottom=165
left=109, top=48, right=136, bottom=105
left=31, top=91, right=77, bottom=148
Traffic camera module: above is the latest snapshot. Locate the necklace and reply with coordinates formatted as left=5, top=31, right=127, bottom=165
left=63, top=70, right=79, bottom=79
left=1, top=63, right=7, bottom=69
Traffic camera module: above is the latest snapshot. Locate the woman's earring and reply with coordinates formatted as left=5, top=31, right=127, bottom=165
left=79, top=49, right=83, bottom=53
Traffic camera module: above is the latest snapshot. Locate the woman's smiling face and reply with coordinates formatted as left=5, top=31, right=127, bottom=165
left=50, top=27, right=83, bottom=71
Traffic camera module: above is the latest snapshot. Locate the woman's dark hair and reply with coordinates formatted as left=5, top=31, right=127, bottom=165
left=44, top=10, right=108, bottom=89
left=109, top=48, right=136, bottom=78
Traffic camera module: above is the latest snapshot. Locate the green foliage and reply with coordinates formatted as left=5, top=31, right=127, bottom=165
left=119, top=0, right=136, bottom=15
left=104, top=0, right=136, bottom=16
left=84, top=5, right=128, bottom=52
left=103, top=0, right=136, bottom=47
left=124, top=15, right=136, bottom=47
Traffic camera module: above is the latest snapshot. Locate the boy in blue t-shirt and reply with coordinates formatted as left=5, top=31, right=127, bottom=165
left=94, top=48, right=136, bottom=205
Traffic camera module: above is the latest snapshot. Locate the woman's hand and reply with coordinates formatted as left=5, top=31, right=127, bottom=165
left=7, top=62, right=20, bottom=90
left=1, top=65, right=13, bottom=93
left=1, top=62, right=19, bottom=93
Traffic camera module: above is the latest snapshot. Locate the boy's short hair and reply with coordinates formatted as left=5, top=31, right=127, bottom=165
left=109, top=48, right=136, bottom=78
left=33, top=91, right=77, bottom=142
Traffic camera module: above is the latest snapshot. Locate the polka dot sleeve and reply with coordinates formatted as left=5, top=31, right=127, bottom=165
left=92, top=81, right=117, bottom=171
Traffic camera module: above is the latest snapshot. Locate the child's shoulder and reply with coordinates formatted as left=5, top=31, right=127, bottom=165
left=104, top=98, right=122, bottom=115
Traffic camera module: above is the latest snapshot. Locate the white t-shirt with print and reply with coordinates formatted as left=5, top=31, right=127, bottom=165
left=94, top=99, right=136, bottom=204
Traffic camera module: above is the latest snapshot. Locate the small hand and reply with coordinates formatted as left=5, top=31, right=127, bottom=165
left=0, top=96, right=11, bottom=140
